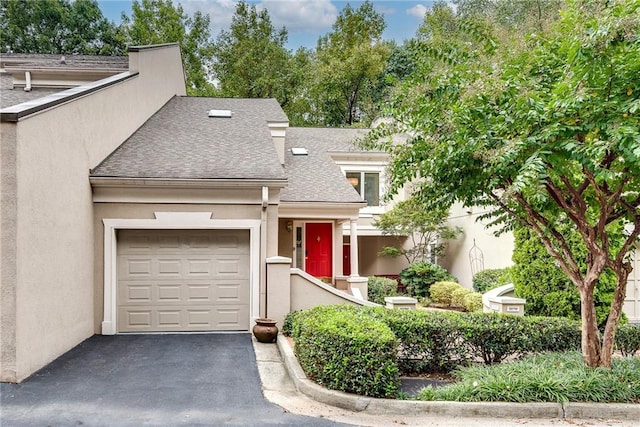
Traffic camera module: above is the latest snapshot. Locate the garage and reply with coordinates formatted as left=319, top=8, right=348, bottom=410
left=116, top=229, right=250, bottom=332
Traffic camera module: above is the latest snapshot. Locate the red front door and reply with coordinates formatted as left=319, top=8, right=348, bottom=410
left=305, top=223, right=332, bottom=278
left=343, top=244, right=351, bottom=276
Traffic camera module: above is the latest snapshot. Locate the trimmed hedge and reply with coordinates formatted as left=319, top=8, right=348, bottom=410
left=430, top=281, right=462, bottom=306
left=371, top=308, right=468, bottom=374
left=615, top=323, right=640, bottom=357
left=291, top=305, right=400, bottom=398
left=462, top=292, right=483, bottom=312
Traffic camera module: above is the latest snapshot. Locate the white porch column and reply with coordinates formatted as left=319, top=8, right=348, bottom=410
left=349, top=219, right=359, bottom=277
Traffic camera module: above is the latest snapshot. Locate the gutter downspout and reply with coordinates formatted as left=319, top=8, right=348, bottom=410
left=23, top=71, right=32, bottom=92
left=261, top=186, right=269, bottom=318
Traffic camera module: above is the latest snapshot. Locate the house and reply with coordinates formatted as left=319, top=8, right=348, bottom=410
left=0, top=43, right=400, bottom=383
left=2, top=43, right=637, bottom=383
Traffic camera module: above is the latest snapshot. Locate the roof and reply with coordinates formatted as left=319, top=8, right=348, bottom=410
left=91, top=96, right=287, bottom=181
left=0, top=53, right=128, bottom=70
left=0, top=74, right=60, bottom=108
left=280, top=127, right=369, bottom=204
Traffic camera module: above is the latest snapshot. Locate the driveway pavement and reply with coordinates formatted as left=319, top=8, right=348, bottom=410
left=0, top=333, right=350, bottom=426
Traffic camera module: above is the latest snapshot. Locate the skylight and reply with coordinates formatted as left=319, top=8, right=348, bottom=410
left=291, top=147, right=308, bottom=156
left=208, top=109, right=232, bottom=118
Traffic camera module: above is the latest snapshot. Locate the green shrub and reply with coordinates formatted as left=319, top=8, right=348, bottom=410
left=370, top=308, right=469, bottom=374
left=472, top=268, right=513, bottom=293
left=615, top=324, right=640, bottom=357
left=462, top=292, right=483, bottom=312
left=418, top=352, right=640, bottom=403
left=281, top=310, right=300, bottom=337
left=367, top=276, right=402, bottom=305
left=458, top=312, right=529, bottom=364
left=451, top=287, right=472, bottom=308
left=292, top=305, right=400, bottom=398
left=512, top=227, right=622, bottom=328
left=430, top=281, right=462, bottom=306
left=400, top=261, right=456, bottom=298
left=525, top=316, right=581, bottom=353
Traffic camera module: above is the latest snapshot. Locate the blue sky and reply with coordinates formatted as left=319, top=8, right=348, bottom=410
left=97, top=0, right=440, bottom=50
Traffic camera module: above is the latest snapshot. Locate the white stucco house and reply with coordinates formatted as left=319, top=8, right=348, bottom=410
left=1, top=43, right=637, bottom=383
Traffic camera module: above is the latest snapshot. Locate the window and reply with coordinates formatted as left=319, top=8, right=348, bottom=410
left=346, top=171, right=380, bottom=206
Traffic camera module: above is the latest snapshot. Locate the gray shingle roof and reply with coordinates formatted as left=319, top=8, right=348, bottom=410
left=0, top=53, right=128, bottom=70
left=280, top=127, right=370, bottom=203
left=92, top=96, right=286, bottom=180
left=0, top=74, right=61, bottom=108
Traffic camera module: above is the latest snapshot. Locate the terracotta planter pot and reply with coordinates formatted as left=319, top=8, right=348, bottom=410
left=252, top=318, right=278, bottom=343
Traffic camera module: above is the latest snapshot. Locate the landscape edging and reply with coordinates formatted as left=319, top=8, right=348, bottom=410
left=277, top=335, right=568, bottom=418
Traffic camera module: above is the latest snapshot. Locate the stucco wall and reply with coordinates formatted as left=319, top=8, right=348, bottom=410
left=0, top=45, right=186, bottom=382
left=355, top=235, right=409, bottom=277
left=440, top=204, right=515, bottom=289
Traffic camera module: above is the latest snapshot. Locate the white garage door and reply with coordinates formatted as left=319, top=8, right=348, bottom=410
left=624, top=248, right=640, bottom=324
left=117, top=229, right=250, bottom=332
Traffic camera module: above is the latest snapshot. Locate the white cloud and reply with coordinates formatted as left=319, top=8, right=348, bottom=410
left=179, top=0, right=337, bottom=36
left=406, top=4, right=428, bottom=19
left=259, top=0, right=338, bottom=34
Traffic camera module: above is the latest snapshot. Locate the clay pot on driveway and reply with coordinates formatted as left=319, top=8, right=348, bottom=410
left=252, top=318, right=278, bottom=343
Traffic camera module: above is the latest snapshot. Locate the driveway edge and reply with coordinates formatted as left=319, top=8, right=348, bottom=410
left=277, top=335, right=638, bottom=420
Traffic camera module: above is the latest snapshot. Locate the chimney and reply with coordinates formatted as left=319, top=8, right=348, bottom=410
left=268, top=121, right=288, bottom=165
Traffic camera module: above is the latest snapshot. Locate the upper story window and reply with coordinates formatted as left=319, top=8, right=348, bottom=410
left=346, top=171, right=379, bottom=206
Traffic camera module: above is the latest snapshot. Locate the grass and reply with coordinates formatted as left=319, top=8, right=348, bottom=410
left=416, top=351, right=640, bottom=403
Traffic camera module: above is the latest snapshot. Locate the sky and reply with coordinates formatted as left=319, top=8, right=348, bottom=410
left=97, top=0, right=440, bottom=50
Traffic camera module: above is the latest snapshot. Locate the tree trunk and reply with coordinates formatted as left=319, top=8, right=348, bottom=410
left=579, top=287, right=602, bottom=367
left=600, top=269, right=631, bottom=367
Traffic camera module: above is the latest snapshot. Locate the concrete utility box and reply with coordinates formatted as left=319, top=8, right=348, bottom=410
left=485, top=296, right=526, bottom=316
left=385, top=296, right=417, bottom=310
left=482, top=283, right=526, bottom=316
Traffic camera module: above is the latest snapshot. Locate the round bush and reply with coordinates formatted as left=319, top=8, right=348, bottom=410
left=430, top=281, right=462, bottom=306
left=451, top=287, right=472, bottom=308
left=400, top=262, right=456, bottom=298
left=472, top=268, right=513, bottom=293
left=463, top=292, right=483, bottom=312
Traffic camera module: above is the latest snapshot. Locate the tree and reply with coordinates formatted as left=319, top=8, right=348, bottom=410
left=364, top=0, right=640, bottom=367
left=121, top=0, right=215, bottom=95
left=0, top=0, right=125, bottom=55
left=374, top=198, right=460, bottom=264
left=211, top=1, right=298, bottom=104
left=311, top=1, right=391, bottom=126
left=512, top=226, right=619, bottom=328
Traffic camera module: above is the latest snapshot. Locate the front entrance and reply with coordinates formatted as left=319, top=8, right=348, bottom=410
left=304, top=223, right=333, bottom=278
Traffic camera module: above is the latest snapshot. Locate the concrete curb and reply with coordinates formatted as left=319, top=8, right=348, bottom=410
left=276, top=335, right=638, bottom=420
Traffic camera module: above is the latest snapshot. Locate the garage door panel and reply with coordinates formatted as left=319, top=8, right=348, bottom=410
left=117, top=229, right=250, bottom=333
left=117, top=305, right=249, bottom=331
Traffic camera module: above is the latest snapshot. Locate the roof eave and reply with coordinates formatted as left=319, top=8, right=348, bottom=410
left=89, top=176, right=288, bottom=189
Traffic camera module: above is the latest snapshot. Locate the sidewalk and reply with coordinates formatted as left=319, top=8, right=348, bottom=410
left=253, top=336, right=639, bottom=427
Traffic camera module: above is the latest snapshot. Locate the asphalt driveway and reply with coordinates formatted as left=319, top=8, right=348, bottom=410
left=0, top=333, right=349, bottom=426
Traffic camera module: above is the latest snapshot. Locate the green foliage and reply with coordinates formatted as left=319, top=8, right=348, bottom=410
left=512, top=227, right=621, bottom=328
left=462, top=292, right=483, bottom=312
left=418, top=352, right=640, bottom=403
left=372, top=308, right=468, bottom=374
left=374, top=197, right=461, bottom=264
left=472, top=268, right=513, bottom=293
left=309, top=0, right=391, bottom=126
left=281, top=310, right=300, bottom=337
left=367, top=276, right=402, bottom=305
left=211, top=0, right=301, bottom=106
left=291, top=305, right=400, bottom=398
left=458, top=312, right=580, bottom=364
left=430, top=281, right=463, bottom=306
left=615, top=324, right=640, bottom=357
left=400, top=262, right=456, bottom=299
left=0, top=0, right=125, bottom=54
left=364, top=0, right=640, bottom=366
left=121, top=0, right=214, bottom=95
left=451, top=287, right=473, bottom=309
